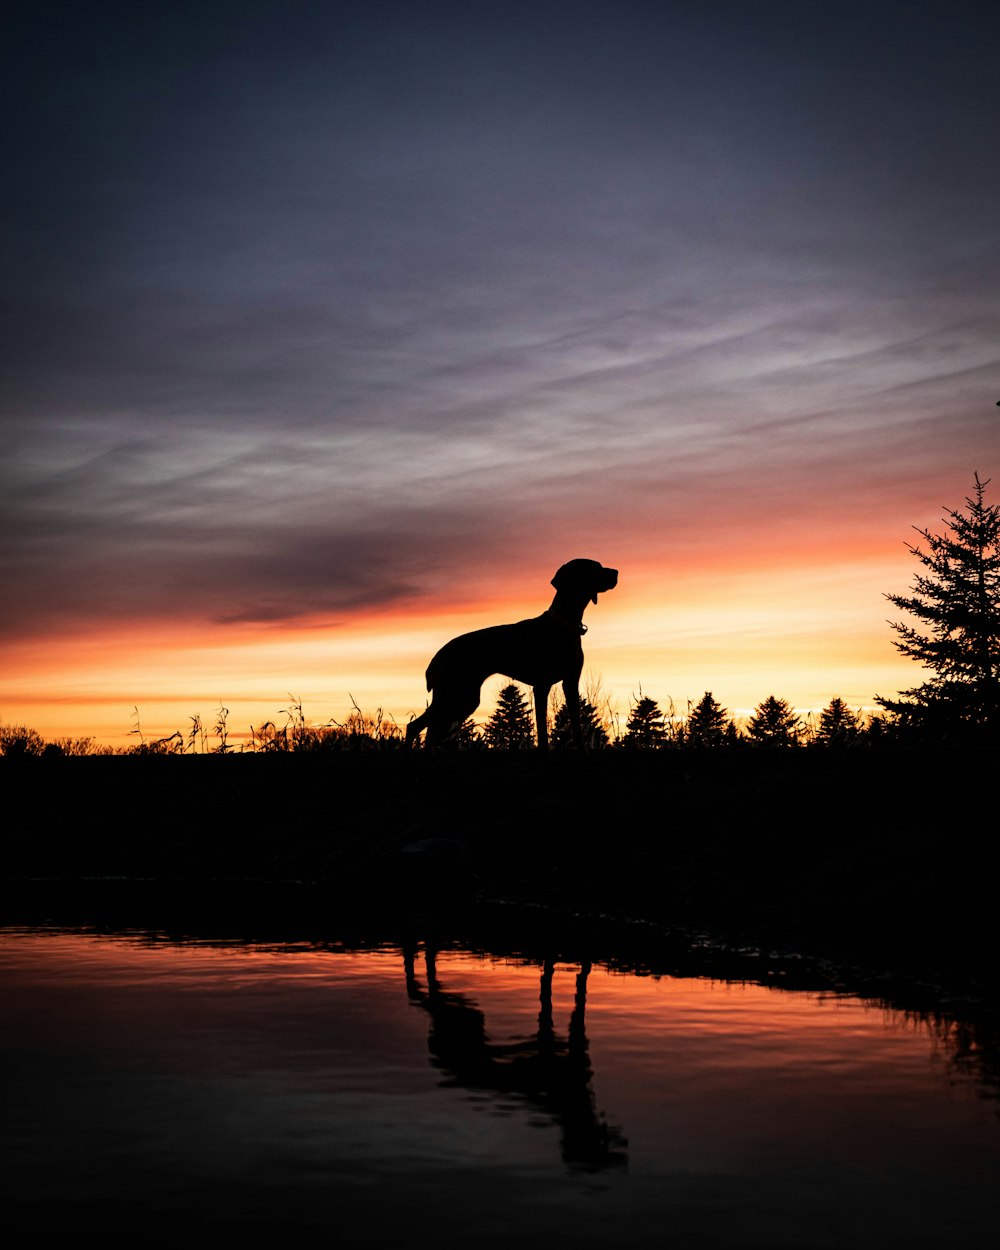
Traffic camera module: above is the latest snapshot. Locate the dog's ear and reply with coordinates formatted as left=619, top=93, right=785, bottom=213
left=551, top=558, right=590, bottom=591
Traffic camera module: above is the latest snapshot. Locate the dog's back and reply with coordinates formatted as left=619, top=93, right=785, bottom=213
left=426, top=615, right=579, bottom=693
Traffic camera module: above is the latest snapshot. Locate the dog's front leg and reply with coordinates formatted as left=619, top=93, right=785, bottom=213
left=533, top=685, right=551, bottom=750
left=563, top=678, right=586, bottom=753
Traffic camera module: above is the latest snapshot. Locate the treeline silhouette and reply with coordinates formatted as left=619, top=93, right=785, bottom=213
left=0, top=688, right=898, bottom=756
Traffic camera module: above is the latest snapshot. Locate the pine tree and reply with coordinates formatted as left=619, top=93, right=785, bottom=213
left=621, top=694, right=666, bottom=748
left=484, top=684, right=534, bottom=749
left=551, top=698, right=609, bottom=749
left=812, top=697, right=863, bottom=746
left=876, top=474, right=1000, bottom=736
left=746, top=695, right=802, bottom=747
left=684, top=691, right=732, bottom=747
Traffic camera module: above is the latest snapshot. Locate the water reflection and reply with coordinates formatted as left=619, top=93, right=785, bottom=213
left=3, top=923, right=1000, bottom=1247
left=403, top=943, right=628, bottom=1170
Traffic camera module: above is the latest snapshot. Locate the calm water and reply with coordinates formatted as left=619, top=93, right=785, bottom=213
left=3, top=926, right=998, bottom=1247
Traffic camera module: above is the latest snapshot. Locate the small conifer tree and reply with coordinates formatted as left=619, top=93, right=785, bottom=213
left=813, top=697, right=863, bottom=746
left=484, top=684, right=534, bottom=749
left=621, top=694, right=666, bottom=748
left=684, top=691, right=732, bottom=747
left=746, top=695, right=802, bottom=747
left=551, top=698, right=609, bottom=749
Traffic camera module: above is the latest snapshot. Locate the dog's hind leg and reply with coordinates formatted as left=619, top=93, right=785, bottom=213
left=416, top=684, right=482, bottom=749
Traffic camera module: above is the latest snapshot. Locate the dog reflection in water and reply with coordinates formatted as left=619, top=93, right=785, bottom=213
left=403, top=943, right=628, bottom=1172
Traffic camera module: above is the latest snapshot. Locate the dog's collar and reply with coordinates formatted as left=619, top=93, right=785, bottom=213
left=545, top=608, right=587, bottom=635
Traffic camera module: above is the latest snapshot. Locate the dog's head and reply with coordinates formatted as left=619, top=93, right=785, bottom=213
left=551, top=559, right=619, bottom=604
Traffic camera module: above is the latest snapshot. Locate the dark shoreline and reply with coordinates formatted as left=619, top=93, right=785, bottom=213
left=3, top=747, right=994, bottom=1020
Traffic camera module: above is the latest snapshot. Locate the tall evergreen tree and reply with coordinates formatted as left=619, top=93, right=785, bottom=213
left=684, top=691, right=732, bottom=747
left=877, top=474, right=1000, bottom=736
left=746, top=695, right=802, bottom=747
left=622, top=694, right=666, bottom=748
left=484, top=684, right=534, bottom=749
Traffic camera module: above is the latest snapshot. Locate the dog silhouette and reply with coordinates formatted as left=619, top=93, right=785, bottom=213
left=406, top=558, right=618, bottom=750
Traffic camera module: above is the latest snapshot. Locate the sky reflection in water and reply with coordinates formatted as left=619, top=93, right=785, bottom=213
left=3, top=930, right=998, bottom=1247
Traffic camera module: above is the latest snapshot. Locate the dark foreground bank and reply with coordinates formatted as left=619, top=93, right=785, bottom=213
left=1, top=747, right=993, bottom=1015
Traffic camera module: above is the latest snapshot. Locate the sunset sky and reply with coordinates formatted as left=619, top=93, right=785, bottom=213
left=3, top=0, right=999, bottom=745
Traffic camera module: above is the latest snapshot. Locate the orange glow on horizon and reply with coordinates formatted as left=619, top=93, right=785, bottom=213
left=1, top=542, right=922, bottom=745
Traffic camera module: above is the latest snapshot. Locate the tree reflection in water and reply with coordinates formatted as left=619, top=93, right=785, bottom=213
left=403, top=942, right=628, bottom=1172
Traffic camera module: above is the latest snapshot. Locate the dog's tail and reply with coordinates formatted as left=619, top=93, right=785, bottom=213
left=425, top=646, right=448, bottom=694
